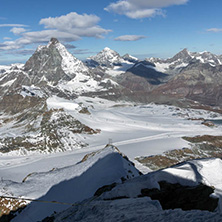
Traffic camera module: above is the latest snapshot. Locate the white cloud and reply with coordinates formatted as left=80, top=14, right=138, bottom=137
left=38, top=12, right=111, bottom=39
left=206, top=28, right=222, bottom=33
left=0, top=24, right=27, bottom=27
left=3, top=37, right=11, bottom=40
left=0, top=12, right=111, bottom=51
left=40, top=12, right=100, bottom=29
left=125, top=9, right=163, bottom=19
left=114, top=35, right=146, bottom=41
left=105, top=0, right=189, bottom=19
left=126, top=0, right=188, bottom=8
left=10, top=27, right=27, bottom=35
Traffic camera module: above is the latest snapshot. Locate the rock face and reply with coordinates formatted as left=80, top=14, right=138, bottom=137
left=127, top=60, right=168, bottom=85
left=0, top=38, right=117, bottom=100
left=140, top=181, right=218, bottom=212
left=142, top=48, right=222, bottom=107
left=152, top=61, right=222, bottom=106
left=24, top=37, right=89, bottom=84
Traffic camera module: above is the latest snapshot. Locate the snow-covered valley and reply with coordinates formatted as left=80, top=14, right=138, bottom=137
left=0, top=96, right=221, bottom=182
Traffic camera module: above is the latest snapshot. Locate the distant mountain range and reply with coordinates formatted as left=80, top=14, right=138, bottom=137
left=2, top=39, right=222, bottom=105
left=0, top=38, right=222, bottom=154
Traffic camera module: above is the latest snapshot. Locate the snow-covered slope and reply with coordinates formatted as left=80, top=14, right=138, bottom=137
left=3, top=145, right=140, bottom=221
left=0, top=65, right=12, bottom=74
left=49, top=38, right=89, bottom=75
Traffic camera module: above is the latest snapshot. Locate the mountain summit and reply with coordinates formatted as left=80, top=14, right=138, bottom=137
left=87, top=47, right=124, bottom=67
left=24, top=38, right=89, bottom=84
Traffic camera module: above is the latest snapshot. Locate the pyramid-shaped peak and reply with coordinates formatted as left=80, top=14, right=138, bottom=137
left=177, top=48, right=190, bottom=56
left=24, top=37, right=89, bottom=84
left=171, top=48, right=192, bottom=61
left=181, top=48, right=188, bottom=52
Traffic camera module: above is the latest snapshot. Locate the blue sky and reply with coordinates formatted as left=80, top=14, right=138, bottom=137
left=0, top=0, right=222, bottom=64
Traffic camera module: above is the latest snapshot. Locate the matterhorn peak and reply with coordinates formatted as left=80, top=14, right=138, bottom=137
left=24, top=37, right=89, bottom=84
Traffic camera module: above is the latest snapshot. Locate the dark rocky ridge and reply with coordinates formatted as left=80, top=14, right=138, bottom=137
left=127, top=61, right=168, bottom=85
left=140, top=181, right=218, bottom=212
left=151, top=61, right=222, bottom=107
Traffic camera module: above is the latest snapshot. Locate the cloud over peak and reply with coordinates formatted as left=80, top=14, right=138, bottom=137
left=39, top=12, right=111, bottom=39
left=0, top=12, right=111, bottom=51
left=40, top=12, right=100, bottom=29
left=105, top=0, right=189, bottom=19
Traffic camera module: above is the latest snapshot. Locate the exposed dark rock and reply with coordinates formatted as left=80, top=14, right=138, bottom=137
left=50, top=37, right=59, bottom=45
left=127, top=61, right=168, bottom=85
left=24, top=41, right=69, bottom=84
left=152, top=62, right=222, bottom=107
left=41, top=216, right=55, bottom=222
left=140, top=181, right=218, bottom=212
left=94, top=183, right=117, bottom=197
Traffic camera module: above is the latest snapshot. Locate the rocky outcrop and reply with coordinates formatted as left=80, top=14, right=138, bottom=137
left=140, top=181, right=218, bottom=212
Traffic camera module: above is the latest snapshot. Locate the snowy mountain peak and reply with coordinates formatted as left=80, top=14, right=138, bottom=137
left=103, top=47, right=112, bottom=51
left=24, top=38, right=89, bottom=83
left=88, top=47, right=124, bottom=67
left=99, top=47, right=120, bottom=57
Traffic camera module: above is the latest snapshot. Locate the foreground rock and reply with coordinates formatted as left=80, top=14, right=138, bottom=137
left=46, top=158, right=222, bottom=222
